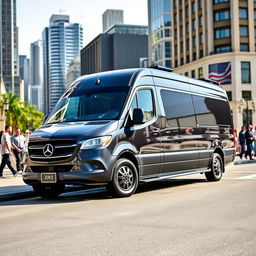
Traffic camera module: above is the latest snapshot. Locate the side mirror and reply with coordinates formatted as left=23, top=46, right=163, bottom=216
left=42, top=115, right=48, bottom=124
left=132, top=108, right=145, bottom=124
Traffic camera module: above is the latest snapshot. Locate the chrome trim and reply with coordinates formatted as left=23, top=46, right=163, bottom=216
left=140, top=168, right=210, bottom=183
left=30, top=154, right=73, bottom=159
left=29, top=144, right=76, bottom=150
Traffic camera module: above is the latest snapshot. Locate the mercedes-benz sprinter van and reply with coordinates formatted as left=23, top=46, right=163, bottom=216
left=23, top=67, right=235, bottom=198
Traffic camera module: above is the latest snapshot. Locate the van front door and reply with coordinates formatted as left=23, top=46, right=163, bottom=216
left=127, top=88, right=161, bottom=178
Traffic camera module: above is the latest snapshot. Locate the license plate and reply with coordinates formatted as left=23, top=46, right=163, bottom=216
left=41, top=173, right=57, bottom=183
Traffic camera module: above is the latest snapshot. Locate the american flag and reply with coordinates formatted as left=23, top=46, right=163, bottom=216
left=208, top=62, right=231, bottom=85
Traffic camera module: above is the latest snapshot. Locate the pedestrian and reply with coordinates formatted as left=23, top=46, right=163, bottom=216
left=239, top=126, right=246, bottom=159
left=253, top=126, right=256, bottom=156
left=0, top=125, right=21, bottom=178
left=245, top=124, right=254, bottom=160
left=23, top=130, right=30, bottom=152
left=11, top=127, right=25, bottom=173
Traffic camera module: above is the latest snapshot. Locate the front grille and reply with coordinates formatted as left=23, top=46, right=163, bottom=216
left=28, top=140, right=77, bottom=162
left=30, top=165, right=73, bottom=173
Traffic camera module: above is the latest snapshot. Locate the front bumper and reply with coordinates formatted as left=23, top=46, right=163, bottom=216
left=23, top=146, right=116, bottom=186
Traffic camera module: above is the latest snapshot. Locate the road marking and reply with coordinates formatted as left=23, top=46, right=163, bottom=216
left=234, top=174, right=256, bottom=179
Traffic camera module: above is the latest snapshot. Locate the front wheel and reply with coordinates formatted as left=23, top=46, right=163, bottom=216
left=32, top=183, right=65, bottom=198
left=107, top=158, right=138, bottom=197
left=205, top=153, right=223, bottom=181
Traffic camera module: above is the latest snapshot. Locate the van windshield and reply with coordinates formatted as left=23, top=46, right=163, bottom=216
left=45, top=86, right=129, bottom=124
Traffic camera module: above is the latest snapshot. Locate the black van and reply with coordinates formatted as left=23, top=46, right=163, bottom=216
left=23, top=67, right=235, bottom=198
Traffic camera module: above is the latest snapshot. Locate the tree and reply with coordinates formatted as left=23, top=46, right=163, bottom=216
left=0, top=91, right=44, bottom=132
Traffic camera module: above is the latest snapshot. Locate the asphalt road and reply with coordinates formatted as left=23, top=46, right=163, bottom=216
left=0, top=160, right=256, bottom=256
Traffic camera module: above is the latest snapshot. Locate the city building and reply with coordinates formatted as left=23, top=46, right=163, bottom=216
left=66, top=56, right=81, bottom=86
left=102, top=9, right=124, bottom=32
left=29, top=40, right=42, bottom=110
left=42, top=15, right=83, bottom=113
left=148, top=0, right=256, bottom=129
left=19, top=55, right=30, bottom=102
left=148, top=0, right=172, bottom=68
left=81, top=24, right=148, bottom=75
left=0, top=0, right=21, bottom=96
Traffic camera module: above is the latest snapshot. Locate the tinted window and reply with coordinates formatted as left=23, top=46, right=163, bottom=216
left=130, top=89, right=154, bottom=122
left=161, top=90, right=196, bottom=128
left=192, top=95, right=231, bottom=126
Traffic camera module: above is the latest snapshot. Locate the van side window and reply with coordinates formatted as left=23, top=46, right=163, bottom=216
left=160, top=90, right=196, bottom=127
left=130, top=89, right=154, bottom=122
left=192, top=96, right=231, bottom=126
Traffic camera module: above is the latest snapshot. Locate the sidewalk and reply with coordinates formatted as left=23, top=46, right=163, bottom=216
left=0, top=168, right=34, bottom=201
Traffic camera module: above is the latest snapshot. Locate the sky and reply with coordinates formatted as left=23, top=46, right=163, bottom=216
left=17, top=0, right=148, bottom=56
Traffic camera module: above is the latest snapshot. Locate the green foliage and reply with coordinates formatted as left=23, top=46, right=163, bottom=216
left=0, top=91, right=44, bottom=132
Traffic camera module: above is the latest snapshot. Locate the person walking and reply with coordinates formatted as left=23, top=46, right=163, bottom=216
left=11, top=127, right=25, bottom=173
left=239, top=126, right=246, bottom=159
left=245, top=125, right=254, bottom=160
left=0, top=125, right=20, bottom=178
left=253, top=126, right=256, bottom=156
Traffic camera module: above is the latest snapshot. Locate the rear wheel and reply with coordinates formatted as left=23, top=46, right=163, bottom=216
left=205, top=153, right=223, bottom=181
left=107, top=158, right=138, bottom=197
left=32, top=183, right=65, bottom=198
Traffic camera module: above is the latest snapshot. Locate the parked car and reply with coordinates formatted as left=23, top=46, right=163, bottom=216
left=23, top=67, right=235, bottom=198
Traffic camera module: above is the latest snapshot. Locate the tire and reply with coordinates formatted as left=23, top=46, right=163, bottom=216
left=32, top=183, right=65, bottom=198
left=107, top=158, right=138, bottom=197
left=205, top=153, right=223, bottom=182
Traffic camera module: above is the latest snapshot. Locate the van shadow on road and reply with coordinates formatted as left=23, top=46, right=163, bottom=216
left=0, top=178, right=206, bottom=207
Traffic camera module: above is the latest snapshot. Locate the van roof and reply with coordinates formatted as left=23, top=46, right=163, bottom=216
left=74, top=68, right=227, bottom=98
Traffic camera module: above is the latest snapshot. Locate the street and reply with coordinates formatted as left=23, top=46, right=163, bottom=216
left=0, top=160, right=256, bottom=256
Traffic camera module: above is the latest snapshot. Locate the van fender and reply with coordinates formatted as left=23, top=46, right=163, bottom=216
left=112, top=142, right=138, bottom=159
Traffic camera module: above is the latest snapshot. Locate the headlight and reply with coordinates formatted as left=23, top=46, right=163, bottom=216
left=80, top=136, right=112, bottom=149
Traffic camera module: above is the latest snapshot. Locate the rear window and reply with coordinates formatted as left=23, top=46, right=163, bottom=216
left=192, top=95, right=231, bottom=126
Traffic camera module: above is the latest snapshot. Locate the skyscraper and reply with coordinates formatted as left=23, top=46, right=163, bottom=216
left=102, top=9, right=124, bottom=32
left=42, top=15, right=83, bottom=113
left=0, top=0, right=20, bottom=96
left=29, top=40, right=42, bottom=110
left=148, top=0, right=256, bottom=129
left=81, top=24, right=148, bottom=75
left=148, top=0, right=172, bottom=68
left=19, top=55, right=30, bottom=102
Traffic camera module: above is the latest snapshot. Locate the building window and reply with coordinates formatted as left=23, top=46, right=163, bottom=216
left=192, top=36, right=196, bottom=47
left=165, top=29, right=171, bottom=37
left=192, top=19, right=196, bottom=30
left=199, top=33, right=203, bottom=44
left=165, top=42, right=171, bottom=58
left=241, top=62, right=251, bottom=84
left=240, top=26, right=248, bottom=37
left=185, top=6, right=189, bottom=17
left=199, top=15, right=203, bottom=26
left=200, top=50, right=204, bottom=58
left=198, top=67, right=203, bottom=79
left=254, top=9, right=256, bottom=20
left=239, top=8, right=248, bottom=19
left=214, top=10, right=230, bottom=21
left=215, top=45, right=232, bottom=53
left=213, top=0, right=229, bottom=3
left=191, top=70, right=196, bottom=78
left=164, top=0, right=171, bottom=12
left=186, top=23, right=189, bottom=33
left=164, top=14, right=171, bottom=26
left=242, top=91, right=252, bottom=100
left=192, top=2, right=196, bottom=12
left=186, top=39, right=189, bottom=50
left=226, top=91, right=232, bottom=101
left=240, top=43, right=249, bottom=52
left=198, top=0, right=202, bottom=8
left=165, top=60, right=171, bottom=68
left=214, top=27, right=231, bottom=39
left=185, top=72, right=189, bottom=76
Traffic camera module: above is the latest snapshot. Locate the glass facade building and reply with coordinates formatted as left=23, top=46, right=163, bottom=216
left=42, top=15, right=83, bottom=113
left=148, top=0, right=172, bottom=68
left=0, top=0, right=20, bottom=96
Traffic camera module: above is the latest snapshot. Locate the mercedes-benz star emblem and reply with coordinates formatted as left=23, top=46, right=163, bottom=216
left=43, top=144, right=54, bottom=157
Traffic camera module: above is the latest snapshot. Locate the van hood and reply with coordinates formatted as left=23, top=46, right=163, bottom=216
left=29, top=120, right=119, bottom=142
